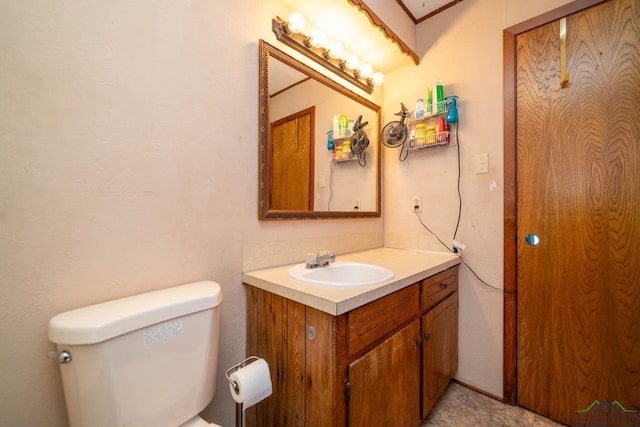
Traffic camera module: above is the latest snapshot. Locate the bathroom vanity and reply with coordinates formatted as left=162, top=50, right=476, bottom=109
left=242, top=248, right=460, bottom=426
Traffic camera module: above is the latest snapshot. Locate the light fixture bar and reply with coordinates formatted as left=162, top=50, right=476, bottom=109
left=272, top=17, right=374, bottom=94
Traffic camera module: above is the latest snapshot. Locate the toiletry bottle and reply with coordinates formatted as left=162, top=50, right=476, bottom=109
left=438, top=116, right=447, bottom=143
left=434, top=80, right=444, bottom=113
left=426, top=87, right=433, bottom=116
left=342, top=140, right=351, bottom=158
left=327, top=130, right=334, bottom=151
left=338, top=115, right=348, bottom=137
left=426, top=125, right=437, bottom=145
left=415, top=124, right=427, bottom=147
left=415, top=98, right=425, bottom=119
left=347, top=119, right=354, bottom=136
left=445, top=95, right=459, bottom=124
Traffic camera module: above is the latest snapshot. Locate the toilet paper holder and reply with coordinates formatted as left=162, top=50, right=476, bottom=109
left=225, top=356, right=259, bottom=392
left=225, top=356, right=260, bottom=427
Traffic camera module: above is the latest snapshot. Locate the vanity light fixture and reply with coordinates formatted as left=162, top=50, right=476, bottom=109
left=287, top=12, right=306, bottom=34
left=308, top=29, right=327, bottom=49
left=328, top=41, right=345, bottom=60
left=359, top=63, right=373, bottom=79
left=345, top=54, right=361, bottom=71
left=372, top=72, right=384, bottom=86
left=272, top=14, right=383, bottom=94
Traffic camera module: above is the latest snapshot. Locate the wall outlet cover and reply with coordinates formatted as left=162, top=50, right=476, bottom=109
left=412, top=195, right=422, bottom=213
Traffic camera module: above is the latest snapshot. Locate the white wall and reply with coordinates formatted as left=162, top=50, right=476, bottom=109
left=382, top=0, right=574, bottom=398
left=0, top=1, right=382, bottom=426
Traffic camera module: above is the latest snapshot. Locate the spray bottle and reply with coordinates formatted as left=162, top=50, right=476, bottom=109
left=445, top=96, right=459, bottom=124
left=445, top=95, right=459, bottom=144
left=327, top=130, right=334, bottom=151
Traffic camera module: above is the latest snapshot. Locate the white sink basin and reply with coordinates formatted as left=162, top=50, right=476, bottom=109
left=288, top=261, right=394, bottom=287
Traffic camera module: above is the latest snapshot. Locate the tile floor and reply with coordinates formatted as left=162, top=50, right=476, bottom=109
left=421, top=382, right=565, bottom=426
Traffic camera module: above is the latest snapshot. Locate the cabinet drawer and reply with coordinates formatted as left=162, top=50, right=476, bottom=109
left=347, top=284, right=420, bottom=356
left=421, top=267, right=458, bottom=312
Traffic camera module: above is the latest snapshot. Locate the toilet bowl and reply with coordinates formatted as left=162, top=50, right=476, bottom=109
left=49, top=281, right=224, bottom=427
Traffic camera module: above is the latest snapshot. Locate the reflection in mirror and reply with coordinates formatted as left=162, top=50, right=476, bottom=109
left=259, top=40, right=381, bottom=220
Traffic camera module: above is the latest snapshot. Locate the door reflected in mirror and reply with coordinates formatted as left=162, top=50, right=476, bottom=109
left=259, top=40, right=381, bottom=220
left=270, top=106, right=315, bottom=210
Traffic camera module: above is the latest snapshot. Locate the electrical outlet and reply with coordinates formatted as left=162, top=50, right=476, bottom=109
left=453, top=240, right=466, bottom=252
left=412, top=196, right=422, bottom=213
left=354, top=198, right=361, bottom=210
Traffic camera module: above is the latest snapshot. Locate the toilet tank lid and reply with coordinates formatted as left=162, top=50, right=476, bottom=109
left=48, top=281, right=222, bottom=345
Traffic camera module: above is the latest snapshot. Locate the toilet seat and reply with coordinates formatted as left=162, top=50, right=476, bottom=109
left=179, top=415, right=223, bottom=427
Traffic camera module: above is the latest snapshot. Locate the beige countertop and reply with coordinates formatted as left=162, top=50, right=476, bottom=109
left=242, top=247, right=461, bottom=315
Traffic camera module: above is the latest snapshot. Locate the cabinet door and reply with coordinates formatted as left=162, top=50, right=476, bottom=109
left=421, top=292, right=458, bottom=418
left=348, top=320, right=421, bottom=427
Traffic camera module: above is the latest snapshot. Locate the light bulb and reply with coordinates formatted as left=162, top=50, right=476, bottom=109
left=309, top=29, right=327, bottom=49
left=373, top=72, right=384, bottom=86
left=287, top=12, right=305, bottom=34
left=359, top=64, right=373, bottom=79
left=345, top=54, right=360, bottom=70
left=328, top=42, right=345, bottom=60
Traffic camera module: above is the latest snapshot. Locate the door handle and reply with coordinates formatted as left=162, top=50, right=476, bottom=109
left=525, top=234, right=540, bottom=246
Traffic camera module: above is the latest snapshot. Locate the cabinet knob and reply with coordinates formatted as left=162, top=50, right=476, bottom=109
left=424, top=332, right=431, bottom=341
left=416, top=337, right=423, bottom=346
left=440, top=282, right=448, bottom=289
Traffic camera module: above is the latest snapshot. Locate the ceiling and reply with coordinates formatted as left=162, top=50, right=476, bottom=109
left=396, top=0, right=463, bottom=23
left=277, top=0, right=464, bottom=76
left=280, top=0, right=417, bottom=74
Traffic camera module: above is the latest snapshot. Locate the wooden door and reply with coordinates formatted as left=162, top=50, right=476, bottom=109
left=348, top=320, right=421, bottom=427
left=269, top=107, right=314, bottom=210
left=516, top=0, right=640, bottom=424
left=421, top=292, right=458, bottom=418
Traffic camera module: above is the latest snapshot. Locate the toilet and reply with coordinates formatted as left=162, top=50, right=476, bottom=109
left=48, top=281, right=224, bottom=427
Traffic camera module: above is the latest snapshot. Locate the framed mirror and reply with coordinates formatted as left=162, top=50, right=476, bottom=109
left=259, top=40, right=381, bottom=220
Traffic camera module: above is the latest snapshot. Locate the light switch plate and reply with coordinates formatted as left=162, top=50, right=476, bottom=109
left=475, top=153, right=489, bottom=174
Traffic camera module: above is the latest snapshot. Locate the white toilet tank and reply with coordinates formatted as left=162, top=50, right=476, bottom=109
left=48, top=281, right=223, bottom=427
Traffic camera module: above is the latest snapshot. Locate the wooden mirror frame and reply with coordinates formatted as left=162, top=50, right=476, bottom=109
left=258, top=40, right=381, bottom=220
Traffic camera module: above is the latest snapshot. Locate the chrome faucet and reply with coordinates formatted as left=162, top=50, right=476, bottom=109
left=305, top=251, right=335, bottom=269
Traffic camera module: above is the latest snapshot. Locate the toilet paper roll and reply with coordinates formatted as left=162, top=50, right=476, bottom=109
left=229, top=358, right=272, bottom=408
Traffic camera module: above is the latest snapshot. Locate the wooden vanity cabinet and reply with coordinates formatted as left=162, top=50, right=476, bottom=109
left=421, top=267, right=458, bottom=417
left=421, top=269, right=458, bottom=418
left=245, top=265, right=458, bottom=427
left=348, top=319, right=422, bottom=426
left=346, top=285, right=422, bottom=427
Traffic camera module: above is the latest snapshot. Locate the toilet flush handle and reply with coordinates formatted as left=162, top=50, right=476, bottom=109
left=48, top=350, right=72, bottom=364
